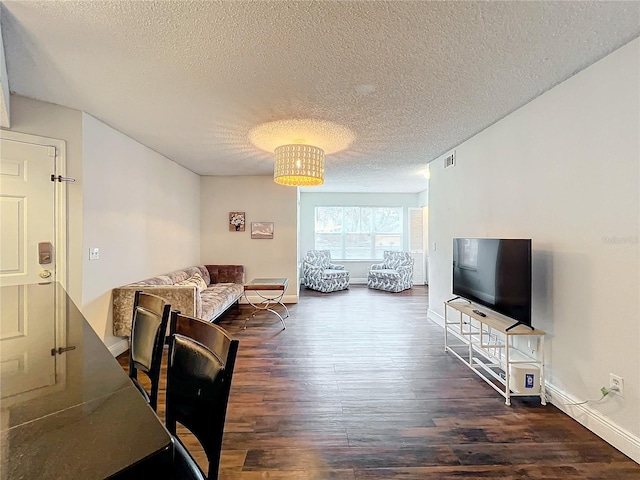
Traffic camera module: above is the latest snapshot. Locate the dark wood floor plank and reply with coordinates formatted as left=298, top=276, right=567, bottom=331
left=220, top=468, right=357, bottom=480
left=352, top=464, right=597, bottom=479
left=452, top=441, right=631, bottom=466
left=345, top=424, right=540, bottom=447
left=117, top=285, right=640, bottom=479
left=242, top=445, right=460, bottom=470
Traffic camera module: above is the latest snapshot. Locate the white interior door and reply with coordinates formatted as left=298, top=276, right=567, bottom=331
left=0, top=137, right=56, bottom=286
left=0, top=284, right=56, bottom=398
left=0, top=133, right=66, bottom=402
left=408, top=207, right=425, bottom=285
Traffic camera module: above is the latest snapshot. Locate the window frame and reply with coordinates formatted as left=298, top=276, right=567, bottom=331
left=313, top=206, right=403, bottom=260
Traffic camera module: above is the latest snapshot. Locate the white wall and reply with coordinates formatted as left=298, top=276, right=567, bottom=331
left=417, top=187, right=429, bottom=207
left=200, top=176, right=299, bottom=302
left=417, top=189, right=430, bottom=284
left=428, top=39, right=639, bottom=461
left=81, top=113, right=200, bottom=351
left=6, top=95, right=84, bottom=304
left=422, top=206, right=429, bottom=284
left=0, top=20, right=10, bottom=127
left=299, top=192, right=421, bottom=281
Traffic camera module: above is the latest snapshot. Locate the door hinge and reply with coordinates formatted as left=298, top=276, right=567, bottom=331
left=51, top=346, right=76, bottom=356
left=50, top=174, right=76, bottom=183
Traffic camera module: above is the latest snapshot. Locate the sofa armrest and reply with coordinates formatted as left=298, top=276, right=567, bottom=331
left=303, top=263, right=325, bottom=280
left=112, top=285, right=199, bottom=337
left=370, top=262, right=386, bottom=270
left=396, top=264, right=413, bottom=271
left=397, top=265, right=414, bottom=279
left=205, top=265, right=245, bottom=284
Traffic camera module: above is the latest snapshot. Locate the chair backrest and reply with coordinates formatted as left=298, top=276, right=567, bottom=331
left=129, top=290, right=171, bottom=411
left=167, top=312, right=239, bottom=479
left=383, top=250, right=414, bottom=269
left=304, top=250, right=332, bottom=267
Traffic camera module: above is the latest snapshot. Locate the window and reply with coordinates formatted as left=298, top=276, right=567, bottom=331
left=314, top=206, right=403, bottom=260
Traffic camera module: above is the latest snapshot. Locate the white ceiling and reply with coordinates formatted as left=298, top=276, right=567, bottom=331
left=1, top=1, right=639, bottom=193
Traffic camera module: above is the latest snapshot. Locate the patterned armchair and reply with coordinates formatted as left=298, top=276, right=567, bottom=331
left=367, top=251, right=414, bottom=293
left=302, top=250, right=350, bottom=293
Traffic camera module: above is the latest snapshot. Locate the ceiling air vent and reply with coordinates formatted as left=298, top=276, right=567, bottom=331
left=444, top=151, right=456, bottom=169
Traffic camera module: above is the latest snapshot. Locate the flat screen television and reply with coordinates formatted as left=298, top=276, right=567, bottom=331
left=452, top=238, right=532, bottom=330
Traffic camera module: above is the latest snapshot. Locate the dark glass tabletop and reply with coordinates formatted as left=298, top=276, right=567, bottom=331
left=0, top=282, right=171, bottom=479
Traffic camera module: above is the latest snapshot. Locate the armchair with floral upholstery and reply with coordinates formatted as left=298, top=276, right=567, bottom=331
left=367, top=251, right=414, bottom=292
left=302, top=250, right=350, bottom=293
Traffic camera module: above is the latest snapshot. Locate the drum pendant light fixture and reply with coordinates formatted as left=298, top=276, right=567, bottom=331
left=273, top=144, right=324, bottom=186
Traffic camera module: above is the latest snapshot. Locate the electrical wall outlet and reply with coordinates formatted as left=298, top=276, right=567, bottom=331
left=89, top=247, right=100, bottom=260
left=610, top=373, right=624, bottom=397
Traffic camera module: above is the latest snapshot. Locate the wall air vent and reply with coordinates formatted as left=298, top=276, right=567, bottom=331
left=444, top=151, right=456, bottom=169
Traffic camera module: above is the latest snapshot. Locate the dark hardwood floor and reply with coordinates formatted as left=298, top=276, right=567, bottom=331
left=117, top=285, right=640, bottom=479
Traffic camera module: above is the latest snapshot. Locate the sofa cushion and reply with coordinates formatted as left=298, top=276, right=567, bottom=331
left=165, top=267, right=198, bottom=284
left=201, top=283, right=244, bottom=321
left=175, top=271, right=208, bottom=292
left=196, top=266, right=211, bottom=285
left=322, top=269, right=350, bottom=279
left=369, top=268, right=400, bottom=277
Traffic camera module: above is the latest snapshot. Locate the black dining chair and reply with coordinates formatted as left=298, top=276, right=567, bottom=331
left=128, top=290, right=171, bottom=411
left=165, top=312, right=239, bottom=480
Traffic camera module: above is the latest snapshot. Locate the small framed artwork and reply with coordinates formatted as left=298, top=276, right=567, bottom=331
left=251, top=222, right=274, bottom=239
left=229, top=212, right=245, bottom=231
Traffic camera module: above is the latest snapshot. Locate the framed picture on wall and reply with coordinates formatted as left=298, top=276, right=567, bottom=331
left=251, top=222, right=274, bottom=239
left=229, top=212, right=245, bottom=231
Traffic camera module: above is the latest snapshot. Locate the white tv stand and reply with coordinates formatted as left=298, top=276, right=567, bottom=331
left=444, top=299, right=546, bottom=406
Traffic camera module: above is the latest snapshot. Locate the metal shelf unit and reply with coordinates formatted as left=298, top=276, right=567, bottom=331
left=444, top=300, right=546, bottom=406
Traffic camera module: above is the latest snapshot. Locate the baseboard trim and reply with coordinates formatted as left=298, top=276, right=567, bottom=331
left=546, top=383, right=640, bottom=463
left=108, top=338, right=129, bottom=357
left=427, top=308, right=445, bottom=327
left=429, top=306, right=640, bottom=464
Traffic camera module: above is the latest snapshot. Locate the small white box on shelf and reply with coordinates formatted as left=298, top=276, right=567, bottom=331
left=509, top=364, right=540, bottom=394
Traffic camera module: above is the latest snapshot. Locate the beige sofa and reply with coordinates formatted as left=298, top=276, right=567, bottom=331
left=112, top=265, right=245, bottom=337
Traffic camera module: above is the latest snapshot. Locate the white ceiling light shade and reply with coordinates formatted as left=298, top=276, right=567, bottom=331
left=274, top=144, right=325, bottom=186
left=250, top=119, right=354, bottom=187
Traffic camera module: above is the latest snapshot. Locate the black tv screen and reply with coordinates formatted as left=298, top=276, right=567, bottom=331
left=452, top=238, right=532, bottom=327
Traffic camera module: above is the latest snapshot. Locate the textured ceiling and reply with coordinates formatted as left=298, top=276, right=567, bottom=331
left=1, top=1, right=639, bottom=193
